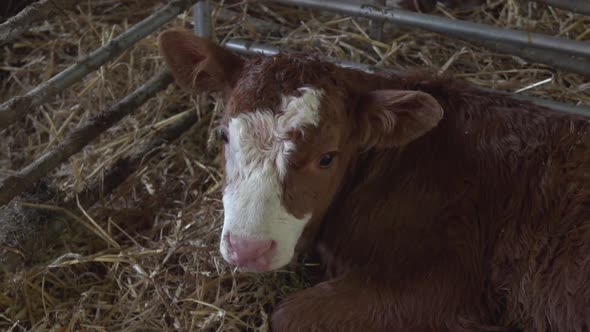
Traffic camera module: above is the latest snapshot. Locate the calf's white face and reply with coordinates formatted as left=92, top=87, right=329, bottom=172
left=220, top=88, right=323, bottom=271
left=158, top=28, right=445, bottom=273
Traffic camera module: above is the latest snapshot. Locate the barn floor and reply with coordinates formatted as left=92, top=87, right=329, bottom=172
left=0, top=0, right=589, bottom=330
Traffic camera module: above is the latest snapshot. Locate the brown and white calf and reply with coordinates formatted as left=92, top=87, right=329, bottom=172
left=159, top=29, right=590, bottom=332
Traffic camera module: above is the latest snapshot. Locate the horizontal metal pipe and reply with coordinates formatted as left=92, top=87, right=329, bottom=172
left=0, top=0, right=199, bottom=131
left=225, top=39, right=384, bottom=73
left=461, top=36, right=590, bottom=77
left=534, top=0, right=590, bottom=16
left=272, top=0, right=590, bottom=60
left=225, top=39, right=280, bottom=56
left=223, top=39, right=590, bottom=118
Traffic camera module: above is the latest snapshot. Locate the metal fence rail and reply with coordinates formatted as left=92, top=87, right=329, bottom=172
left=271, top=0, right=590, bottom=77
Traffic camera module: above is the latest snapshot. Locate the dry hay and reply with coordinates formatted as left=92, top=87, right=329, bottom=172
left=0, top=0, right=589, bottom=330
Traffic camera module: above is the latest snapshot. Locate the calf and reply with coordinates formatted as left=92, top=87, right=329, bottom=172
left=158, top=29, right=590, bottom=332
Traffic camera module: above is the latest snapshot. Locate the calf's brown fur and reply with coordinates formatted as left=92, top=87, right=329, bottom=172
left=159, top=29, right=590, bottom=332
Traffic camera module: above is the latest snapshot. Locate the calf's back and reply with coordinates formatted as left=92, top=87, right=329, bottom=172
left=317, top=75, right=590, bottom=330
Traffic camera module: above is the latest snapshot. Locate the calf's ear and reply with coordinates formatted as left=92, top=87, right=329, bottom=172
left=355, top=90, right=443, bottom=149
left=158, top=29, right=244, bottom=93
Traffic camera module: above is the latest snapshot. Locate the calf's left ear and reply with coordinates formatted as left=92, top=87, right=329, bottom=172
left=158, top=29, right=244, bottom=94
left=355, top=90, right=444, bottom=149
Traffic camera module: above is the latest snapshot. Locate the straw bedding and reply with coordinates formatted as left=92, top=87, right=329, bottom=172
left=0, top=0, right=589, bottom=330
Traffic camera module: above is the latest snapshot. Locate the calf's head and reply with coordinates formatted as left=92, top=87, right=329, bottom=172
left=158, top=29, right=443, bottom=272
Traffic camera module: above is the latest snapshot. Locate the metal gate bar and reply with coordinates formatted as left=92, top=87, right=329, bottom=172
left=272, top=0, right=590, bottom=63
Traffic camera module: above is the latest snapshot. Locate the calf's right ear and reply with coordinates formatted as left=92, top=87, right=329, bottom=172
left=355, top=89, right=444, bottom=149
left=158, top=29, right=244, bottom=93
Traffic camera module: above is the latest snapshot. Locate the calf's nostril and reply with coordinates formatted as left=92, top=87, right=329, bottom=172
left=268, top=240, right=276, bottom=252
left=226, top=234, right=276, bottom=262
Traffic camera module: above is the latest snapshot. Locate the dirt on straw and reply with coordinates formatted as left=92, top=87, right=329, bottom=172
left=0, top=0, right=589, bottom=330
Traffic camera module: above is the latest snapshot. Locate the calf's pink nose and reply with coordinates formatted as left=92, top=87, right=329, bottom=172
left=227, top=234, right=276, bottom=271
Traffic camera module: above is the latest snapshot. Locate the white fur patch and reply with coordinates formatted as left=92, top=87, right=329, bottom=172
left=220, top=87, right=322, bottom=271
left=276, top=87, right=322, bottom=178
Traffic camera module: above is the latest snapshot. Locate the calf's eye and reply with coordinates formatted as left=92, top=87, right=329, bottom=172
left=218, top=128, right=228, bottom=144
left=319, top=153, right=336, bottom=168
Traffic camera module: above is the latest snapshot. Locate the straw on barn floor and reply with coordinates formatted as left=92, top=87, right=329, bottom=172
left=535, top=0, right=590, bottom=16
left=1, top=0, right=589, bottom=330
left=0, top=108, right=200, bottom=273
left=0, top=0, right=198, bottom=132
left=0, top=70, right=173, bottom=206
